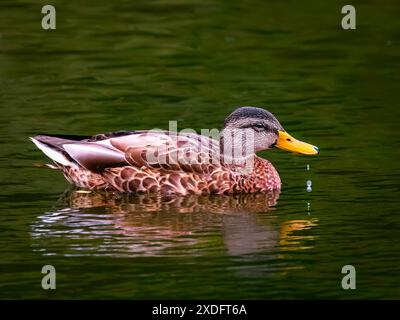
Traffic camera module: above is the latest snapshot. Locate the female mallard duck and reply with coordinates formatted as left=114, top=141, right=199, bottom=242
left=31, top=106, right=319, bottom=195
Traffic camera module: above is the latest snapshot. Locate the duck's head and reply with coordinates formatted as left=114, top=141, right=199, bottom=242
left=222, top=106, right=319, bottom=155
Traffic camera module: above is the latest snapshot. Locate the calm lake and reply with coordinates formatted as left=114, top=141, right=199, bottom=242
left=0, top=0, right=399, bottom=299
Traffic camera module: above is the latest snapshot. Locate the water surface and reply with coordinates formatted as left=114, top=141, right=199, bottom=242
left=0, top=0, right=399, bottom=299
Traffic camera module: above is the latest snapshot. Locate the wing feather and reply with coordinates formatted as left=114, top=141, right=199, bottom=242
left=63, top=143, right=127, bottom=172
left=109, top=131, right=222, bottom=174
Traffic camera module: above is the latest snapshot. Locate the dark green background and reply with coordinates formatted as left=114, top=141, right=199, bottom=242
left=0, top=0, right=399, bottom=298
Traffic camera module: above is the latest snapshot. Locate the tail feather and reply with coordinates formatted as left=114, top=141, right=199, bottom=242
left=30, top=137, right=71, bottom=166
left=30, top=133, right=129, bottom=172
left=33, top=162, right=59, bottom=169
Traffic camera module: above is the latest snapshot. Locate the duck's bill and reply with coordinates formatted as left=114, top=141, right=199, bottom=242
left=275, top=130, right=319, bottom=155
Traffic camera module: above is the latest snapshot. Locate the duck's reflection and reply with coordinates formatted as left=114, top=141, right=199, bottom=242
left=31, top=189, right=317, bottom=258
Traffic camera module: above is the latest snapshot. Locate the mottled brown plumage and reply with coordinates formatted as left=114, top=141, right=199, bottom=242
left=31, top=107, right=318, bottom=195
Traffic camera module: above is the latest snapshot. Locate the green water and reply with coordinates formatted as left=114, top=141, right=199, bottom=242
left=1, top=0, right=400, bottom=299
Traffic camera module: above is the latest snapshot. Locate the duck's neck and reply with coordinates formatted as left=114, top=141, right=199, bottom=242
left=219, top=128, right=256, bottom=159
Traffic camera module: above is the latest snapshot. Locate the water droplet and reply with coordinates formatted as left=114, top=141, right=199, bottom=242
left=306, top=180, right=312, bottom=192
left=307, top=202, right=311, bottom=215
left=306, top=164, right=310, bottom=171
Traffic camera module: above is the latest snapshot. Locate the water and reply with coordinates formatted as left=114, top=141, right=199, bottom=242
left=1, top=0, right=400, bottom=299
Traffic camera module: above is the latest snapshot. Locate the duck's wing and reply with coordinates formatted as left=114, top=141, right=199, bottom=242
left=104, top=130, right=223, bottom=174
left=33, top=131, right=223, bottom=174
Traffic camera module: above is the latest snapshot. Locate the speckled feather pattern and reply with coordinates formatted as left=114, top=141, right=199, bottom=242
left=58, top=156, right=281, bottom=195
left=36, top=129, right=282, bottom=195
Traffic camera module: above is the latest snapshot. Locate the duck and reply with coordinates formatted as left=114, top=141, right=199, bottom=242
left=30, top=106, right=319, bottom=195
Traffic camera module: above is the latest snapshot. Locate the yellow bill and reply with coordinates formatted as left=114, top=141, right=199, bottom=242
left=275, top=130, right=319, bottom=155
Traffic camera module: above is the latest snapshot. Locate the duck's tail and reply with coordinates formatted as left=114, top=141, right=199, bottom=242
left=30, top=136, right=73, bottom=167
left=30, top=134, right=92, bottom=167
left=30, top=134, right=128, bottom=172
left=30, top=134, right=111, bottom=189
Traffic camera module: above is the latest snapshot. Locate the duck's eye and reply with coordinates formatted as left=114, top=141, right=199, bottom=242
left=253, top=123, right=264, bottom=129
